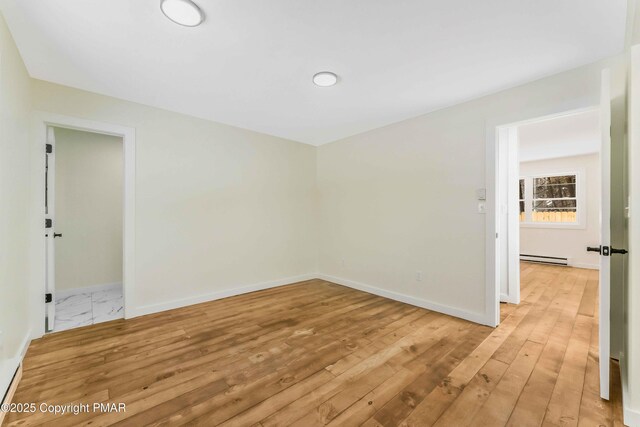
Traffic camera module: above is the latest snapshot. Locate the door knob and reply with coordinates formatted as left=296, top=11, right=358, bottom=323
left=586, top=245, right=627, bottom=256
left=610, top=247, right=628, bottom=255
left=53, top=233, right=62, bottom=238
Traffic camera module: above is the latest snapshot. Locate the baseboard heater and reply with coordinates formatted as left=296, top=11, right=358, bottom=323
left=0, top=365, right=22, bottom=426
left=520, top=254, right=568, bottom=266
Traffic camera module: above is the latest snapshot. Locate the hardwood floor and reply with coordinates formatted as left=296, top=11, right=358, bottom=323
left=4, top=263, right=623, bottom=426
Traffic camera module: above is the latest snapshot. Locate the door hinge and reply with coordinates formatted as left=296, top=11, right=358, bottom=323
left=45, top=293, right=52, bottom=303
left=45, top=218, right=52, bottom=228
left=46, top=144, right=53, bottom=154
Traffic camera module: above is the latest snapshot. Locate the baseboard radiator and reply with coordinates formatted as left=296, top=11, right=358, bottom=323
left=0, top=365, right=22, bottom=426
left=520, top=254, right=568, bottom=266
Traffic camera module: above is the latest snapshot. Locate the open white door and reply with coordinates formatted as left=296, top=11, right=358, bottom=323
left=586, top=68, right=627, bottom=400
left=497, top=126, right=521, bottom=304
left=45, top=126, right=56, bottom=332
left=598, top=68, right=611, bottom=400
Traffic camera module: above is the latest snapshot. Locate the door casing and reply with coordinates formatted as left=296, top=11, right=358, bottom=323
left=30, top=112, right=136, bottom=338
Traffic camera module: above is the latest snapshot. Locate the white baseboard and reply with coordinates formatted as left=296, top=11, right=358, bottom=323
left=131, top=273, right=317, bottom=318
left=56, top=282, right=122, bottom=298
left=318, top=274, right=490, bottom=326
left=1, top=330, right=31, bottom=404
left=130, top=272, right=489, bottom=327
left=18, top=333, right=30, bottom=361
left=620, top=356, right=640, bottom=427
left=568, top=262, right=600, bottom=270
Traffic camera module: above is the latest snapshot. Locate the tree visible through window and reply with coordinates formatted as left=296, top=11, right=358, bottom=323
left=519, top=173, right=579, bottom=224
left=532, top=175, right=576, bottom=222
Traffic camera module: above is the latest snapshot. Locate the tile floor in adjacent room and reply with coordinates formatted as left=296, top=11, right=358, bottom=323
left=54, top=287, right=124, bottom=332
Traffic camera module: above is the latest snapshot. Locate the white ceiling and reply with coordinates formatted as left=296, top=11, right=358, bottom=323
left=0, top=0, right=627, bottom=145
left=518, top=109, right=600, bottom=162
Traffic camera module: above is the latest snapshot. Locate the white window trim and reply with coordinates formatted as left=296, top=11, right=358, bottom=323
left=519, top=169, right=586, bottom=230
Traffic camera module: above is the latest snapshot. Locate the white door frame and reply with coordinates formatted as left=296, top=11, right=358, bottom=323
left=31, top=112, right=135, bottom=338
left=45, top=126, right=56, bottom=331
left=496, top=125, right=520, bottom=304
left=485, top=106, right=598, bottom=326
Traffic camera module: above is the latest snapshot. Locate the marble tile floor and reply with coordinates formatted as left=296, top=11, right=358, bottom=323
left=53, top=287, right=123, bottom=332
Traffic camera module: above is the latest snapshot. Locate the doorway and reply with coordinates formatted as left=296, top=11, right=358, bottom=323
left=497, top=108, right=602, bottom=304
left=492, top=69, right=617, bottom=401
left=35, top=112, right=136, bottom=338
left=45, top=127, right=124, bottom=332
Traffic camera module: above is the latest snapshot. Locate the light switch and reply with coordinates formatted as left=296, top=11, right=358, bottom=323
left=478, top=202, right=486, bottom=214
left=476, top=188, right=486, bottom=200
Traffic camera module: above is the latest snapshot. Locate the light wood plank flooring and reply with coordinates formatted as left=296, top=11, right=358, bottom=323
left=4, top=263, right=623, bottom=426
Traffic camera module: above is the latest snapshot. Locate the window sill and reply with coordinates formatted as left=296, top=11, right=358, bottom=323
left=520, top=222, right=586, bottom=230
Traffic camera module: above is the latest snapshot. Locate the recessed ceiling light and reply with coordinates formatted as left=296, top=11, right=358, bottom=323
left=160, top=0, right=204, bottom=27
left=313, top=71, right=338, bottom=87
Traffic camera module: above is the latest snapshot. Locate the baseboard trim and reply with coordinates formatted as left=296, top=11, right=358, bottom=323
left=131, top=274, right=317, bottom=318
left=318, top=274, right=490, bottom=326
left=621, top=356, right=640, bottom=427
left=130, top=272, right=489, bottom=326
left=56, top=282, right=122, bottom=299
left=18, top=332, right=30, bottom=362
left=1, top=330, right=31, bottom=416
left=568, top=262, right=600, bottom=270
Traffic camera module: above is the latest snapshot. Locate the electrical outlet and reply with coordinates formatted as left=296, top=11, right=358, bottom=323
left=416, top=271, right=423, bottom=281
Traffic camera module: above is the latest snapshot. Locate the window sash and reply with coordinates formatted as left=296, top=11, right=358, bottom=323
left=532, top=197, right=577, bottom=201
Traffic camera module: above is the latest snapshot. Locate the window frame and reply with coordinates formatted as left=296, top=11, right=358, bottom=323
left=519, top=170, right=586, bottom=229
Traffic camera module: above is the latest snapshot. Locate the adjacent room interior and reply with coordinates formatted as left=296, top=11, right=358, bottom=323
left=49, top=127, right=124, bottom=332
left=518, top=110, right=601, bottom=271
left=1, top=0, right=640, bottom=426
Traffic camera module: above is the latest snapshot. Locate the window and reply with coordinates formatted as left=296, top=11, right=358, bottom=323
left=519, top=172, right=583, bottom=227
left=532, top=175, right=576, bottom=222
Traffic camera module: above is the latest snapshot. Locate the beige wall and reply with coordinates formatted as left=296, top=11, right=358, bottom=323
left=519, top=154, right=601, bottom=269
left=0, top=12, right=31, bottom=396
left=317, top=55, right=627, bottom=324
left=31, top=80, right=318, bottom=316
left=54, top=128, right=123, bottom=291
